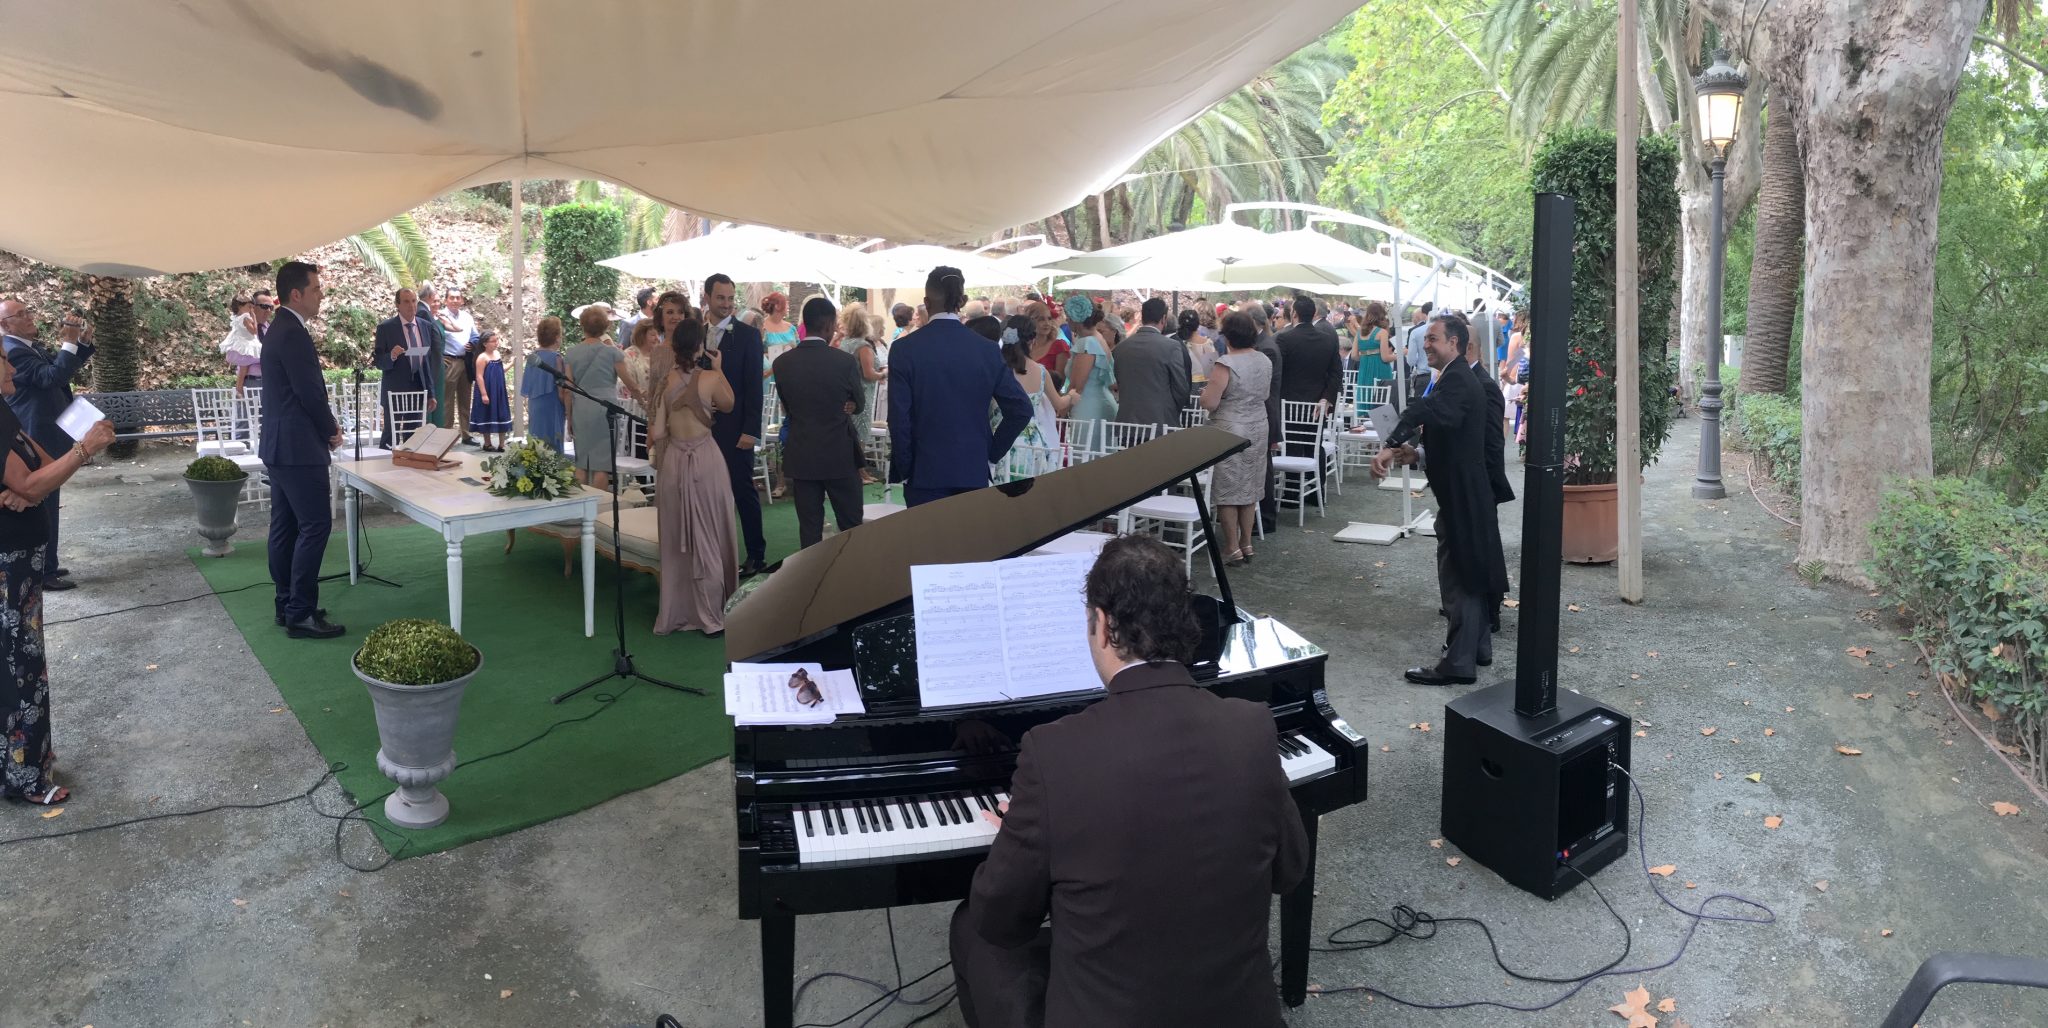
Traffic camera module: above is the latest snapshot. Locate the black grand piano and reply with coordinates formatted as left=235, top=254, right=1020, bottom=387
left=726, top=427, right=1369, bottom=1028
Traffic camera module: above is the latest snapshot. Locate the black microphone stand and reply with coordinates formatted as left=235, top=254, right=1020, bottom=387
left=322, top=351, right=399, bottom=587
left=544, top=363, right=700, bottom=703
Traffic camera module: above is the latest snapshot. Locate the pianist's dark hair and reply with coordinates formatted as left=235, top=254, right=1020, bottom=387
left=1085, top=536, right=1200, bottom=665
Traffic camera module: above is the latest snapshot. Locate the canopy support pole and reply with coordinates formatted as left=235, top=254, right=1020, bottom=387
left=509, top=178, right=527, bottom=436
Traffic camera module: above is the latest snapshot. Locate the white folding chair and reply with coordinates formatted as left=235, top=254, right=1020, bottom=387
left=613, top=397, right=656, bottom=496
left=1180, top=406, right=1209, bottom=429
left=756, top=388, right=781, bottom=504
left=994, top=444, right=1063, bottom=483
left=1275, top=400, right=1326, bottom=525
left=1054, top=417, right=1099, bottom=464
left=385, top=390, right=430, bottom=441
left=1125, top=490, right=1209, bottom=577
left=191, top=387, right=251, bottom=458
left=1094, top=420, right=1158, bottom=458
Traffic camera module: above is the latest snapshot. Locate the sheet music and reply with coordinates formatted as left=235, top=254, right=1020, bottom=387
left=911, top=553, right=1102, bottom=707
left=995, top=552, right=1099, bottom=698
left=909, top=562, right=1009, bottom=706
left=725, top=662, right=864, bottom=724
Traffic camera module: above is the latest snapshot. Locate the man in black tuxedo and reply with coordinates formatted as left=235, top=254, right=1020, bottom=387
left=260, top=261, right=345, bottom=639
left=0, top=298, right=94, bottom=589
left=372, top=287, right=440, bottom=446
left=950, top=536, right=1309, bottom=1028
left=1466, top=329, right=1514, bottom=637
left=1372, top=314, right=1507, bottom=685
left=702, top=273, right=768, bottom=575
left=772, top=296, right=866, bottom=549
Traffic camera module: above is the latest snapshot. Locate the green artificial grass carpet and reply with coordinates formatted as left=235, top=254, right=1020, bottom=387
left=188, top=485, right=888, bottom=858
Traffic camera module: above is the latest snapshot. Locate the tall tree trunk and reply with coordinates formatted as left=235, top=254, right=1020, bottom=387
left=88, top=275, right=140, bottom=459
left=1792, top=0, right=1982, bottom=583
left=1742, top=87, right=1805, bottom=395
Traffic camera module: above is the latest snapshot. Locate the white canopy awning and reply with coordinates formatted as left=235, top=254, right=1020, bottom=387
left=0, top=0, right=1356, bottom=275
left=1041, top=223, right=1393, bottom=293
left=862, top=245, right=1043, bottom=290
left=598, top=225, right=876, bottom=286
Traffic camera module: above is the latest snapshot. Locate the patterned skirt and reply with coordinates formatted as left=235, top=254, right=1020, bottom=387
left=0, top=545, right=52, bottom=799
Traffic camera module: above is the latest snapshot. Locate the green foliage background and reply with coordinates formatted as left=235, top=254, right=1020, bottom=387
left=1531, top=127, right=1679, bottom=484
left=541, top=202, right=625, bottom=323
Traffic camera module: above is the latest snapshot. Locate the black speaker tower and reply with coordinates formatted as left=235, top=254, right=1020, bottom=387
left=1439, top=194, right=1632, bottom=900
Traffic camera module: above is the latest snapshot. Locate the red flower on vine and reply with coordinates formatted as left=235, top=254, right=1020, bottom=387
left=1575, top=386, right=1586, bottom=396
left=1590, top=360, right=1605, bottom=378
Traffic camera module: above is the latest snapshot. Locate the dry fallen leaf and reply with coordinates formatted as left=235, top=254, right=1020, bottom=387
left=1647, top=650, right=1659, bottom=657
left=1684, top=881, right=1697, bottom=889
left=231, top=898, right=248, bottom=907
left=1630, top=673, right=1642, bottom=680
left=1503, top=598, right=1520, bottom=608
left=1380, top=744, right=1391, bottom=753
left=269, top=707, right=285, bottom=714
left=1609, top=984, right=1658, bottom=1028
left=1700, top=727, right=1717, bottom=736
left=1835, top=745, right=1863, bottom=756
left=1635, top=729, right=1648, bottom=738
left=1411, top=721, right=1432, bottom=733
left=1728, top=661, right=1739, bottom=667
left=1429, top=838, right=1444, bottom=848
left=1374, top=561, right=1388, bottom=568
left=1845, top=646, right=1873, bottom=664
left=1570, top=645, right=1582, bottom=654
left=1853, top=692, right=1874, bottom=701
left=1763, top=728, right=1776, bottom=737
left=1763, top=815, right=1784, bottom=829
left=1713, top=772, right=1724, bottom=780
left=1568, top=603, right=1583, bottom=612
left=338, top=890, right=352, bottom=898
left=1745, top=772, right=1763, bottom=783
left=145, top=664, right=160, bottom=671
left=1880, top=929, right=1894, bottom=938
left=499, top=989, right=514, bottom=1000
left=1991, top=802, right=2021, bottom=817
left=1446, top=856, right=1462, bottom=867
left=1648, top=864, right=1678, bottom=877
left=39, top=806, right=63, bottom=819
left=1980, top=699, right=2002, bottom=722
left=1657, top=998, right=1677, bottom=1014
left=1814, top=880, right=1830, bottom=892
left=1907, top=691, right=1921, bottom=699
left=1785, top=706, right=1796, bottom=713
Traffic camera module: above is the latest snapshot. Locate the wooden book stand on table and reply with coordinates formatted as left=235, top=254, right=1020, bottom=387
left=392, top=425, right=461, bottom=471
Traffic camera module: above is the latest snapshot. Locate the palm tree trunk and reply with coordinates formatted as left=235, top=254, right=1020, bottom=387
left=1742, top=88, right=1804, bottom=395
left=88, top=275, right=141, bottom=459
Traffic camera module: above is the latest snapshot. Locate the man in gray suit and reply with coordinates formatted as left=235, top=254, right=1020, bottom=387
left=1108, top=298, right=1191, bottom=431
left=772, top=296, right=867, bottom=549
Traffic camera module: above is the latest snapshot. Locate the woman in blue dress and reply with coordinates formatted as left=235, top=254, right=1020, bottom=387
left=1063, top=295, right=1117, bottom=429
left=469, top=328, right=513, bottom=452
left=521, top=317, right=567, bottom=454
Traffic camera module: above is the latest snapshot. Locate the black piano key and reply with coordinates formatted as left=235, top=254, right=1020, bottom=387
left=912, top=797, right=929, bottom=828
left=937, top=794, right=959, bottom=825
left=878, top=798, right=894, bottom=831
left=1280, top=734, right=1299, bottom=756
left=1283, top=734, right=1306, bottom=757
left=951, top=793, right=972, bottom=822
left=854, top=800, right=870, bottom=833
left=898, top=796, right=918, bottom=829
left=832, top=802, right=849, bottom=835
left=822, top=804, right=835, bottom=836
left=972, top=790, right=991, bottom=812
left=927, top=795, right=950, bottom=825
left=801, top=806, right=814, bottom=837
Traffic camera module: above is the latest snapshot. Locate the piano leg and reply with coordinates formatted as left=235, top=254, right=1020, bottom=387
left=762, top=912, right=796, bottom=1028
left=1280, top=809, right=1319, bottom=1007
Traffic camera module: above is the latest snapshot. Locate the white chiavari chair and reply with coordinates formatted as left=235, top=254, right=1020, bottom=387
left=1274, top=400, right=1327, bottom=525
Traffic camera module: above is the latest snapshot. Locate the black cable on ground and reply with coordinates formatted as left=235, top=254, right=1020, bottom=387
left=780, top=908, right=958, bottom=1028
left=45, top=579, right=269, bottom=626
left=1299, top=763, right=1776, bottom=1013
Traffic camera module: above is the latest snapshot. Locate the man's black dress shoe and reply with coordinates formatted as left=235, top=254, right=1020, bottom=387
left=43, top=576, right=76, bottom=591
left=285, top=615, right=347, bottom=639
left=737, top=559, right=767, bottom=578
left=276, top=607, right=328, bottom=627
left=1405, top=667, right=1477, bottom=686
left=51, top=567, right=71, bottom=579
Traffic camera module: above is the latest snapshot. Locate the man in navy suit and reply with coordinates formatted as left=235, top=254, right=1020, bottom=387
left=888, top=266, right=1032, bottom=507
left=260, top=261, right=346, bottom=639
left=0, top=297, right=94, bottom=590
left=702, top=273, right=769, bottom=575
left=371, top=287, right=440, bottom=446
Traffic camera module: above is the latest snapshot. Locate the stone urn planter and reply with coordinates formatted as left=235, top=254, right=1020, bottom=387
left=183, top=455, right=247, bottom=557
left=352, top=619, right=481, bottom=830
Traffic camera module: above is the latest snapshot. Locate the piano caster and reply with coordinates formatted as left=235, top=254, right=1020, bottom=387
left=1279, top=808, right=1319, bottom=1007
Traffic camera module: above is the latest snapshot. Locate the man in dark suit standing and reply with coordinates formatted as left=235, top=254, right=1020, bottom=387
left=0, top=298, right=95, bottom=590
left=1107, top=297, right=1191, bottom=432
left=1466, top=329, right=1514, bottom=638
left=888, top=267, right=1032, bottom=507
left=951, top=536, right=1309, bottom=1028
left=1373, top=314, right=1507, bottom=684
left=773, top=296, right=866, bottom=549
left=372, top=287, right=440, bottom=446
left=1276, top=294, right=1343, bottom=413
left=260, top=261, right=345, bottom=640
left=702, top=273, right=768, bottom=575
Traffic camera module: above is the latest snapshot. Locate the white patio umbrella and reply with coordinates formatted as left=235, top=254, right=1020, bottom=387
left=1040, top=223, right=1389, bottom=290
left=863, top=244, right=1044, bottom=290
left=598, top=224, right=877, bottom=285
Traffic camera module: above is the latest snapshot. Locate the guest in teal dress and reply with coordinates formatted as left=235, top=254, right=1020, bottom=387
left=522, top=316, right=567, bottom=454
left=1064, top=296, right=1118, bottom=428
left=1352, top=301, right=1397, bottom=417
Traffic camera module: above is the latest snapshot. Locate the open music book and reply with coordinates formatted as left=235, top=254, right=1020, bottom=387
left=909, top=551, right=1101, bottom=708
left=393, top=424, right=462, bottom=469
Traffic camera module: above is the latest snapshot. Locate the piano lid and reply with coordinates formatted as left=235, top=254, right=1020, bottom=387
left=726, top=426, right=1250, bottom=662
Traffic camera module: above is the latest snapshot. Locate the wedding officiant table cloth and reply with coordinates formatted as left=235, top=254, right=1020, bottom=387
left=334, top=452, right=599, bottom=636
left=0, top=0, right=1357, bottom=274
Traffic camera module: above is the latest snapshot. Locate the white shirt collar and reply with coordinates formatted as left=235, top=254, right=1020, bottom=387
left=928, top=312, right=961, bottom=322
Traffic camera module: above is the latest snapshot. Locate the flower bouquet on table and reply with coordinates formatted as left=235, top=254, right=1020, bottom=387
left=479, top=438, right=579, bottom=500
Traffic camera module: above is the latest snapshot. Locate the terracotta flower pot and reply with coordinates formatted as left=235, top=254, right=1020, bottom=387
left=1561, top=481, right=1619, bottom=564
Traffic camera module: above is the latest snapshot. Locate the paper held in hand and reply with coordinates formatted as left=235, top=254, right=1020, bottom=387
left=909, top=551, right=1101, bottom=708
left=393, top=424, right=461, bottom=470
left=726, top=662, right=865, bottom=725
left=57, top=396, right=107, bottom=443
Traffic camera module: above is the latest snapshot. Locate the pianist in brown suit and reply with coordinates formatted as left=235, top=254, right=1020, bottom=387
left=949, top=536, right=1310, bottom=1028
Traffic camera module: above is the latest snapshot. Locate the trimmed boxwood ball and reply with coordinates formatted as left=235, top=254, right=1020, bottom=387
left=356, top=619, right=479, bottom=686
left=184, top=455, right=248, bottom=481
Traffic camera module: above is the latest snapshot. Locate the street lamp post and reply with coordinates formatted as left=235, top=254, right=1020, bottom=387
left=1692, top=48, right=1746, bottom=500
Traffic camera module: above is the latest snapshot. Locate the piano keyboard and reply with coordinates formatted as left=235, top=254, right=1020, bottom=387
left=790, top=735, right=1339, bottom=866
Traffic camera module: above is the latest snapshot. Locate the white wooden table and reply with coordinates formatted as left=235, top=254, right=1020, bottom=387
left=334, top=453, right=598, bottom=636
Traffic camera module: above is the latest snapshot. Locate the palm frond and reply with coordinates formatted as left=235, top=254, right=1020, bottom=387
left=574, top=180, right=605, bottom=203
left=387, top=213, right=436, bottom=286
left=347, top=225, right=410, bottom=288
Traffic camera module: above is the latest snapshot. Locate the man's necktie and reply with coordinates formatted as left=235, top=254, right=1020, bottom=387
left=405, top=321, right=421, bottom=377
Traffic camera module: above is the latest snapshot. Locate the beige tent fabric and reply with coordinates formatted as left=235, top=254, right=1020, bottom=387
left=0, top=0, right=1355, bottom=275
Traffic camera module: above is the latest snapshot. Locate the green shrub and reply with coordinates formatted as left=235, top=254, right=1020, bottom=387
left=168, top=373, right=235, bottom=390
left=321, top=368, right=382, bottom=384
left=184, top=455, right=247, bottom=481
left=1869, top=478, right=2047, bottom=787
left=355, top=619, right=479, bottom=685
left=541, top=201, right=625, bottom=322
left=1530, top=127, right=1680, bottom=485
left=1732, top=392, right=1801, bottom=493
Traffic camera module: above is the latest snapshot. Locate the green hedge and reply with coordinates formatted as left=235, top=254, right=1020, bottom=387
left=541, top=202, right=625, bottom=323
left=1869, top=478, right=2047, bottom=785
left=1733, top=392, right=1801, bottom=493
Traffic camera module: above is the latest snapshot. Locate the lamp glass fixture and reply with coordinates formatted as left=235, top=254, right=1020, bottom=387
left=1693, top=49, right=1748, bottom=155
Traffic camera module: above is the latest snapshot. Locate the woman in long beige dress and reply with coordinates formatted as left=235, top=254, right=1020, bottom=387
left=650, top=317, right=739, bottom=637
